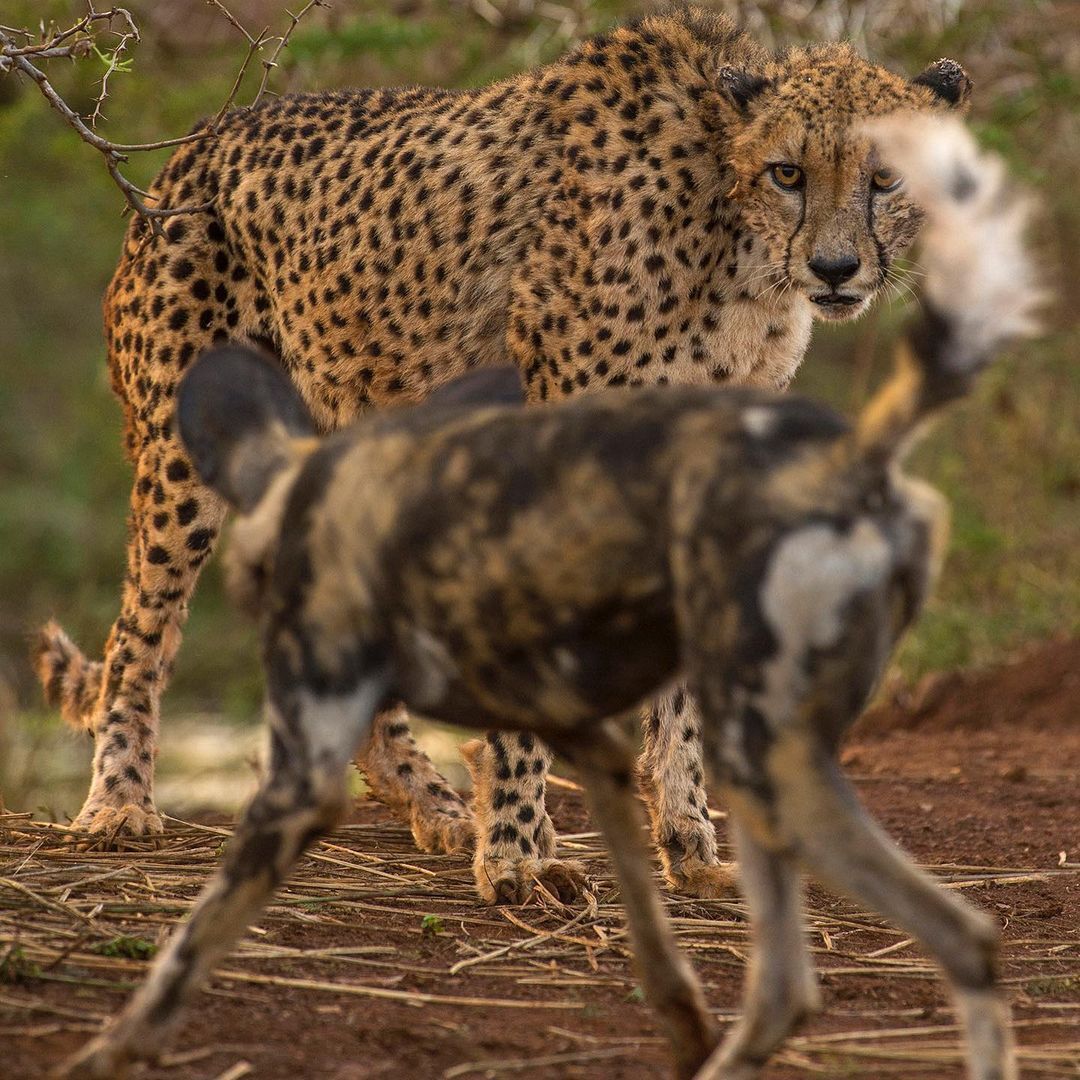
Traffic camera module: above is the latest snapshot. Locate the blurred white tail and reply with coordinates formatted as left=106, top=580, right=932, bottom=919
left=853, top=114, right=1043, bottom=464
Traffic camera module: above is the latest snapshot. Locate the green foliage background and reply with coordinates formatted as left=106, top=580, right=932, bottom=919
left=0, top=1, right=1077, bottom=806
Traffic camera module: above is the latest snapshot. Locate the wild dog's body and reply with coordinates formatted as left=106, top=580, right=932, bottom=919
left=61, top=116, right=1038, bottom=1080
left=37, top=7, right=972, bottom=902
left=255, top=388, right=859, bottom=738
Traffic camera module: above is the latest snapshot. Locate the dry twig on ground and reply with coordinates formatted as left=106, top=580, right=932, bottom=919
left=1, top=803, right=1077, bottom=1077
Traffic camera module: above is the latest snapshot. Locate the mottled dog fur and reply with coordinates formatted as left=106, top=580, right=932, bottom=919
left=60, top=115, right=1038, bottom=1080
left=35, top=7, right=971, bottom=904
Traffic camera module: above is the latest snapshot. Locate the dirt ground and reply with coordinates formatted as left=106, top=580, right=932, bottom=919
left=2, top=639, right=1078, bottom=1079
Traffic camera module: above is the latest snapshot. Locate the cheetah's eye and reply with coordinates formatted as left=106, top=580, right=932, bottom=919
left=770, top=163, right=804, bottom=190
left=872, top=167, right=903, bottom=192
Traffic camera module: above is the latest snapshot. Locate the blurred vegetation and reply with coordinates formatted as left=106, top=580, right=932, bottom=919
left=0, top=1, right=1077, bottom=814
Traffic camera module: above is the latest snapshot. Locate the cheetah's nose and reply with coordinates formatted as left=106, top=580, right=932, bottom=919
left=808, top=254, right=861, bottom=288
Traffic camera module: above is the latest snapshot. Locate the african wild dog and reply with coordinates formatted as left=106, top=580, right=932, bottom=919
left=60, top=115, right=1038, bottom=1080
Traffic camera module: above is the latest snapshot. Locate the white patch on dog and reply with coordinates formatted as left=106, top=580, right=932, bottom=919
left=297, top=678, right=390, bottom=765
left=742, top=407, right=777, bottom=438
left=405, top=626, right=459, bottom=709
left=554, top=647, right=580, bottom=676
left=757, top=521, right=890, bottom=725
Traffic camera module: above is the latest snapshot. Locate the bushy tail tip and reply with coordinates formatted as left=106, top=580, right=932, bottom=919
left=854, top=113, right=1045, bottom=463
left=869, top=112, right=1043, bottom=362
left=33, top=621, right=102, bottom=733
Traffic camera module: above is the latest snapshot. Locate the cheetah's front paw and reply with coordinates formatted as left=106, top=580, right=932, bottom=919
left=475, top=856, right=590, bottom=905
left=70, top=802, right=165, bottom=846
left=654, top=814, right=733, bottom=899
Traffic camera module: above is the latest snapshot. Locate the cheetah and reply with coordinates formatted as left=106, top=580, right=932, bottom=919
left=35, top=7, right=972, bottom=903
left=58, top=112, right=1037, bottom=1080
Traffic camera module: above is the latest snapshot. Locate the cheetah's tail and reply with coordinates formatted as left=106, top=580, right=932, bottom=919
left=852, top=113, right=1044, bottom=467
left=34, top=621, right=102, bottom=733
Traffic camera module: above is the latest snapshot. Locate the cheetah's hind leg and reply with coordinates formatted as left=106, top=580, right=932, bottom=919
left=50, top=446, right=225, bottom=845
left=357, top=703, right=475, bottom=854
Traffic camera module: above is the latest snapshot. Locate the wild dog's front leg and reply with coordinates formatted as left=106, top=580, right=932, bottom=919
left=58, top=672, right=387, bottom=1079
left=462, top=733, right=587, bottom=904
left=639, top=686, right=736, bottom=898
left=357, top=703, right=474, bottom=854
left=59, top=786, right=332, bottom=1079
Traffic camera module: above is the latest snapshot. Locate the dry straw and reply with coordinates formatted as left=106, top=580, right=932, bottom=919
left=1, top=806, right=1077, bottom=1076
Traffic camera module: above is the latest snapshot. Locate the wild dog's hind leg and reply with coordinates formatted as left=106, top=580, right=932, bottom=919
left=639, top=686, right=736, bottom=898
left=357, top=702, right=475, bottom=854
left=693, top=818, right=819, bottom=1080
left=555, top=723, right=718, bottom=1079
left=58, top=662, right=390, bottom=1080
left=687, top=521, right=1014, bottom=1080
left=767, top=740, right=1014, bottom=1080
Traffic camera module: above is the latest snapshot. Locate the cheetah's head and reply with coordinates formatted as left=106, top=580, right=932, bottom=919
left=717, top=47, right=972, bottom=322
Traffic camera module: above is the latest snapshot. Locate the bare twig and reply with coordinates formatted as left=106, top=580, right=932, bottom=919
left=252, top=1, right=328, bottom=108
left=0, top=1, right=327, bottom=234
left=205, top=0, right=260, bottom=46
left=88, top=10, right=140, bottom=129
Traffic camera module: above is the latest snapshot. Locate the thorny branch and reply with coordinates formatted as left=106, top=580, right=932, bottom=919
left=87, top=7, right=139, bottom=129
left=251, top=0, right=327, bottom=108
left=0, top=2, right=328, bottom=236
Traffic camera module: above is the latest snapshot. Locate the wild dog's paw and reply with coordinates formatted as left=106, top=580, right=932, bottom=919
left=53, top=1035, right=132, bottom=1080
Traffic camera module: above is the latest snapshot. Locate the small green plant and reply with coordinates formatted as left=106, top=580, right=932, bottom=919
left=91, top=935, right=158, bottom=960
left=0, top=944, right=42, bottom=984
left=420, top=914, right=445, bottom=936
left=625, top=985, right=645, bottom=1004
left=1025, top=975, right=1080, bottom=997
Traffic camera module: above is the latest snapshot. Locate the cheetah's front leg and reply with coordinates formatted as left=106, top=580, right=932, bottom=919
left=639, top=687, right=737, bottom=899
left=462, top=733, right=588, bottom=904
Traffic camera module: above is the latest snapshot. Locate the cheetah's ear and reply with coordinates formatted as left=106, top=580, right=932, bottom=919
left=716, top=67, right=774, bottom=117
left=912, top=59, right=972, bottom=111
left=177, top=344, right=316, bottom=513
